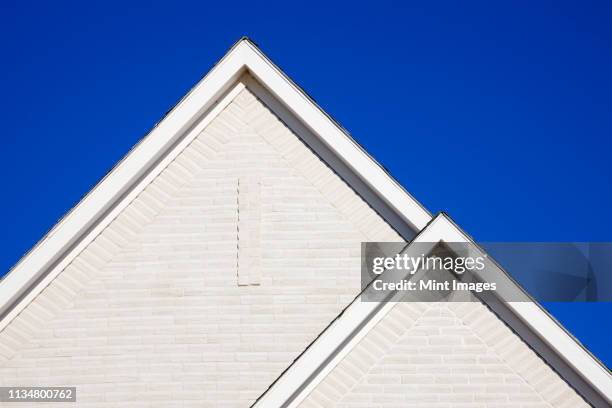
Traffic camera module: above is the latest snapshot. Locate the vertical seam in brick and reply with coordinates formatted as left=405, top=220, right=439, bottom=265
left=237, top=177, right=248, bottom=286
left=237, top=175, right=261, bottom=286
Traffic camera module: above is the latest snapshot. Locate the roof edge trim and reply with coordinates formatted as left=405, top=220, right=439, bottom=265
left=253, top=213, right=612, bottom=407
left=0, top=38, right=431, bottom=327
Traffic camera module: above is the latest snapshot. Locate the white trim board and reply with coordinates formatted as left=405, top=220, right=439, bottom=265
left=253, top=214, right=612, bottom=408
left=242, top=74, right=418, bottom=240
left=0, top=38, right=430, bottom=324
left=0, top=80, right=247, bottom=331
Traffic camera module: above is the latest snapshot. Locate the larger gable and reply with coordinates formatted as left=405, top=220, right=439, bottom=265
left=0, top=75, right=406, bottom=405
left=0, top=38, right=430, bottom=325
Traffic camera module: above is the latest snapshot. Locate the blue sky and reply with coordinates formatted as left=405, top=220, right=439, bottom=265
left=1, top=1, right=611, bottom=366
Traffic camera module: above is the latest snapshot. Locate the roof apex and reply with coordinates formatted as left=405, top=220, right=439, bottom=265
left=0, top=36, right=431, bottom=327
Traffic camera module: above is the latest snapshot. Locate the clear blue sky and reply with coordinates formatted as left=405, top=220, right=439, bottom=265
left=1, top=1, right=611, bottom=367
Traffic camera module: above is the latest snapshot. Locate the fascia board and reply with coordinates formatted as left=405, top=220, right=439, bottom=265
left=429, top=215, right=612, bottom=404
left=0, top=38, right=431, bottom=326
left=254, top=213, right=612, bottom=407
left=240, top=41, right=431, bottom=232
left=0, top=42, right=248, bottom=321
left=254, top=215, right=445, bottom=408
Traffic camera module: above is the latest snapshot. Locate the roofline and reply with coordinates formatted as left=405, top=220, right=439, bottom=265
left=0, top=38, right=431, bottom=329
left=239, top=39, right=432, bottom=229
left=253, top=213, right=612, bottom=408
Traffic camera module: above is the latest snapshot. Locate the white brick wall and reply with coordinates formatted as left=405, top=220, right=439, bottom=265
left=298, top=302, right=589, bottom=408
left=0, top=76, right=588, bottom=407
left=0, top=79, right=400, bottom=407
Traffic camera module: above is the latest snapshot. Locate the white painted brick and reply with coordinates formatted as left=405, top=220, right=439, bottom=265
left=298, top=302, right=589, bottom=408
left=0, top=84, right=403, bottom=406
left=0, top=82, right=587, bottom=408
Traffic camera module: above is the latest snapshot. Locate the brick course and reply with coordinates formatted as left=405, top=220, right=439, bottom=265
left=0, top=78, right=588, bottom=407
left=0, top=81, right=398, bottom=407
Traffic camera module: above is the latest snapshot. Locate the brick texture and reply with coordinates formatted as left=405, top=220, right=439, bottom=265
left=0, top=78, right=399, bottom=407
left=0, top=76, right=588, bottom=407
left=298, top=302, right=588, bottom=408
